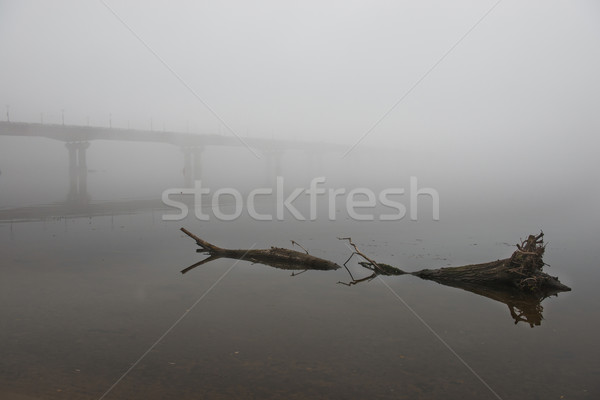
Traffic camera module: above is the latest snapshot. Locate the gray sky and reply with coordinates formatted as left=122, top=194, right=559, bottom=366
left=1, top=0, right=599, bottom=222
left=1, top=0, right=599, bottom=169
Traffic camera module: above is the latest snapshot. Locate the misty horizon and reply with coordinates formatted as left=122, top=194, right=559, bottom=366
left=1, top=2, right=599, bottom=399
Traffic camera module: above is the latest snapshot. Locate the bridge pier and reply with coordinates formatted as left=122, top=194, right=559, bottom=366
left=182, top=145, right=203, bottom=187
left=65, top=141, right=90, bottom=204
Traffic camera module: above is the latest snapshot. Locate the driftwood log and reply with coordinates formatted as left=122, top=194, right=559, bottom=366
left=339, top=231, right=571, bottom=327
left=180, top=228, right=569, bottom=293
left=180, top=228, right=571, bottom=326
left=345, top=231, right=571, bottom=294
left=180, top=228, right=340, bottom=274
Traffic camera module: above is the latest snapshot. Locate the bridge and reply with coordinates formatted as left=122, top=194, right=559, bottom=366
left=0, top=121, right=346, bottom=151
left=0, top=121, right=365, bottom=221
left=0, top=120, right=350, bottom=185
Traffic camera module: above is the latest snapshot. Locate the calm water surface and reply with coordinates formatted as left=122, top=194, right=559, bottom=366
left=1, top=136, right=598, bottom=399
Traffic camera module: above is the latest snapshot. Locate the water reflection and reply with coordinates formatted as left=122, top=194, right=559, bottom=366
left=420, top=280, right=562, bottom=328
left=1, top=128, right=594, bottom=399
left=0, top=197, right=165, bottom=222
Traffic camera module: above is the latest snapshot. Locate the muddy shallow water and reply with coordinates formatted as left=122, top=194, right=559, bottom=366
left=1, top=137, right=598, bottom=399
left=1, top=203, right=598, bottom=400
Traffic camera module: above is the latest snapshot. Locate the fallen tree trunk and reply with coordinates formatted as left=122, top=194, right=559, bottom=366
left=179, top=228, right=341, bottom=274
left=338, top=232, right=571, bottom=326
left=346, top=231, right=571, bottom=294
left=180, top=228, right=570, bottom=294
left=180, top=229, right=570, bottom=326
left=412, top=232, right=571, bottom=293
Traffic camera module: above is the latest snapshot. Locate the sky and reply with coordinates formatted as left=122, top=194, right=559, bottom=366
left=1, top=0, right=599, bottom=198
left=1, top=0, right=598, bottom=140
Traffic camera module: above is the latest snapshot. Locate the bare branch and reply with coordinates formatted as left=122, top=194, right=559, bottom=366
left=181, top=227, right=221, bottom=252
left=290, top=240, right=309, bottom=254
left=337, top=237, right=386, bottom=274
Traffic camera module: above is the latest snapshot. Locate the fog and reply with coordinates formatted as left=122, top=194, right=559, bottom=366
left=1, top=0, right=599, bottom=222
left=3, top=3, right=600, bottom=398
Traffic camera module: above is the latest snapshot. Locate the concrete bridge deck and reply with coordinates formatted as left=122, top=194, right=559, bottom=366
left=0, top=121, right=346, bottom=153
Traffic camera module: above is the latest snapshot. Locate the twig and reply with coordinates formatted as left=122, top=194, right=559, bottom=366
left=291, top=240, right=309, bottom=254
left=338, top=237, right=386, bottom=274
